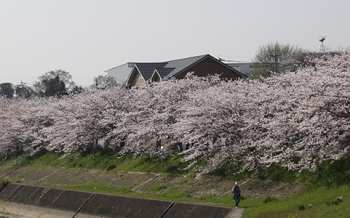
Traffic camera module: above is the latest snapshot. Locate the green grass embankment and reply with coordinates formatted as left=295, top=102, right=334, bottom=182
left=1, top=150, right=350, bottom=218
left=242, top=185, right=349, bottom=218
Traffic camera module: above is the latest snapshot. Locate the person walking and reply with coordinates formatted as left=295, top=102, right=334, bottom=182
left=232, top=181, right=241, bottom=208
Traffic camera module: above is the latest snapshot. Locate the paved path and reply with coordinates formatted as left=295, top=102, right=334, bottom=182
left=229, top=208, right=243, bottom=218
left=0, top=208, right=243, bottom=218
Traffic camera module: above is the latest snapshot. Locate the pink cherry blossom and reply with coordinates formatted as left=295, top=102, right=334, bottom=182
left=1, top=50, right=349, bottom=176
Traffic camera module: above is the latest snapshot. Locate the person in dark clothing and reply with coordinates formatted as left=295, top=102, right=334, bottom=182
left=232, top=181, right=241, bottom=208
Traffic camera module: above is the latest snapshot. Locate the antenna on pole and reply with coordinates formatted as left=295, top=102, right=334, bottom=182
left=318, top=36, right=326, bottom=52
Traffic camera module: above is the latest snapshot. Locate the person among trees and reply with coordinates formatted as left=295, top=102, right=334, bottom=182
left=232, top=181, right=241, bottom=208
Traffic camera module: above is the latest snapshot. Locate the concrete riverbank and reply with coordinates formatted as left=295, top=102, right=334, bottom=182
left=0, top=183, right=240, bottom=218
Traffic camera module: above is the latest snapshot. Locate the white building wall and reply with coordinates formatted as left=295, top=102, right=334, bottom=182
left=105, top=62, right=135, bottom=84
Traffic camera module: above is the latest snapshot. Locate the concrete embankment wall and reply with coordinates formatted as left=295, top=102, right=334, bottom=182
left=0, top=183, right=234, bottom=218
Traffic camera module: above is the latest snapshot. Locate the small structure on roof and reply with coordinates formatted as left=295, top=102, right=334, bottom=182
left=105, top=54, right=247, bottom=87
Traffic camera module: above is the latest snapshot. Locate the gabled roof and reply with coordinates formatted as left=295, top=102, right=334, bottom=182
left=155, top=67, right=175, bottom=78
left=162, top=54, right=208, bottom=79
left=132, top=63, right=168, bottom=81
left=131, top=54, right=209, bottom=81
left=126, top=54, right=247, bottom=86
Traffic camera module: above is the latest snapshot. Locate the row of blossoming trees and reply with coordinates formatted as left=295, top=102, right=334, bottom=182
left=1, top=50, right=349, bottom=175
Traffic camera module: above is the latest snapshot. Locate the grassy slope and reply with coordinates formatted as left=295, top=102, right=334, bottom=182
left=242, top=186, right=349, bottom=218
left=1, top=151, right=349, bottom=218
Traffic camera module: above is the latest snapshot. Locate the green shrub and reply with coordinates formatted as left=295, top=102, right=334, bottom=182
left=313, top=155, right=350, bottom=187
left=263, top=196, right=278, bottom=204
left=106, top=164, right=116, bottom=171
left=208, top=158, right=250, bottom=180
left=298, top=204, right=305, bottom=210
left=327, top=196, right=343, bottom=205
left=165, top=165, right=178, bottom=173
left=257, top=164, right=296, bottom=182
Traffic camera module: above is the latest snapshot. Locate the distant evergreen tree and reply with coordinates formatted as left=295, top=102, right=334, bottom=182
left=33, top=70, right=75, bottom=97
left=42, top=75, right=67, bottom=97
left=15, top=84, right=34, bottom=98
left=71, top=85, right=85, bottom=94
left=0, top=83, right=14, bottom=99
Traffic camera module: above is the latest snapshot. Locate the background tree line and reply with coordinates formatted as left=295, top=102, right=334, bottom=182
left=0, top=70, right=117, bottom=99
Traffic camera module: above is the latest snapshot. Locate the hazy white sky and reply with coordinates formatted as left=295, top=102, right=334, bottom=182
left=1, top=0, right=349, bottom=87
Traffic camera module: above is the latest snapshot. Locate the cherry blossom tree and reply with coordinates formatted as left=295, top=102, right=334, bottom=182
left=1, top=50, right=349, bottom=176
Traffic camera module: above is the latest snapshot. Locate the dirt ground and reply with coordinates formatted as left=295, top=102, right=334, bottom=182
left=0, top=165, right=304, bottom=200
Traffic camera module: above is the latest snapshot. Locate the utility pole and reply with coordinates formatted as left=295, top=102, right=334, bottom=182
left=270, top=53, right=279, bottom=73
